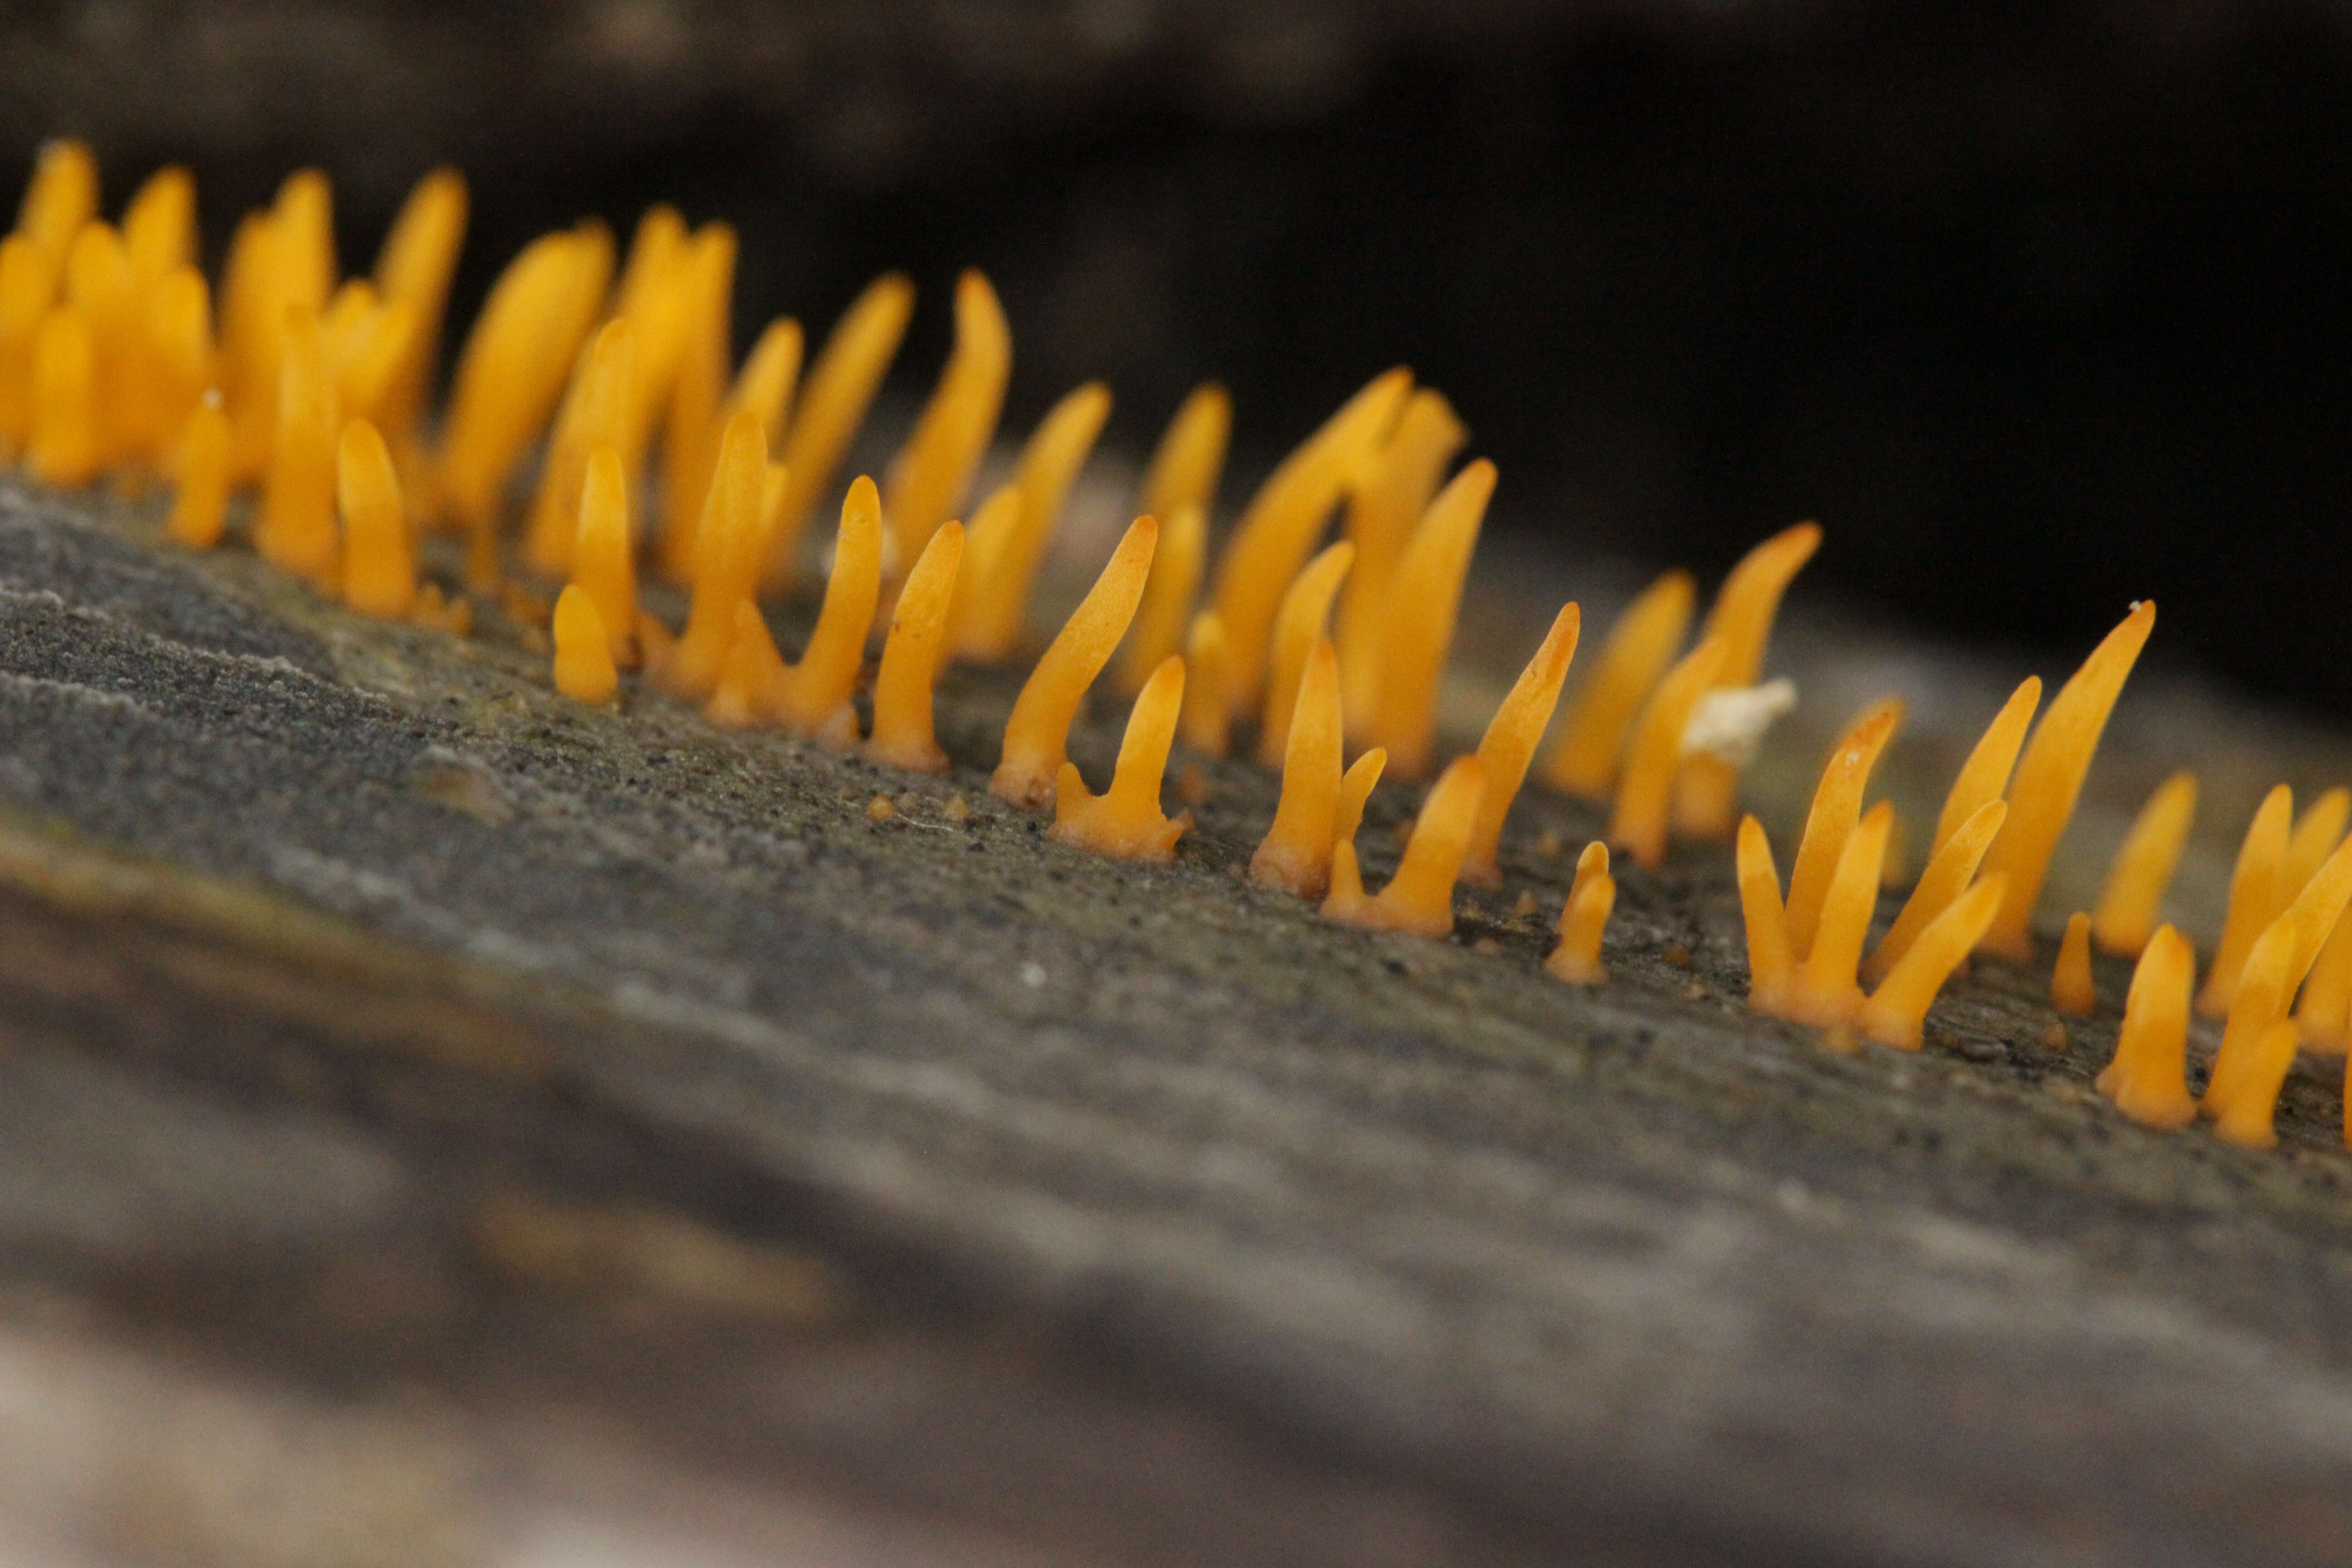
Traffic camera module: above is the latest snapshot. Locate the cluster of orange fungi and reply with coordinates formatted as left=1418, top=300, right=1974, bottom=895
left=7, top=141, right=2346, bottom=1155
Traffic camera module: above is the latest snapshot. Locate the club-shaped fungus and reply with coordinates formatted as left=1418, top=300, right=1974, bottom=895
left=1117, top=501, right=1205, bottom=697
left=1337, top=388, right=1465, bottom=731
left=166, top=391, right=230, bottom=548
left=764, top=273, right=914, bottom=590
left=867, top=519, right=964, bottom=773
left=2091, top=771, right=2197, bottom=958
left=2202, top=831, right=2352, bottom=1128
left=1539, top=569, right=1695, bottom=803
left=1177, top=610, right=1234, bottom=759
left=336, top=418, right=414, bottom=618
left=952, top=381, right=1111, bottom=661
left=1609, top=635, right=1728, bottom=870
left=2052, top=912, right=2096, bottom=1018
left=1251, top=637, right=1345, bottom=898
left=552, top=584, right=618, bottom=705
left=1361, top=458, right=1494, bottom=780
left=1977, top=601, right=2155, bottom=959
left=1671, top=522, right=1820, bottom=838
left=1863, top=798, right=2004, bottom=983
left=1050, top=654, right=1191, bottom=863
left=1323, top=755, right=1485, bottom=939
left=1257, top=540, right=1354, bottom=767
left=2197, top=784, right=2293, bottom=1018
left=1210, top=368, right=1410, bottom=715
left=1462, top=603, right=1580, bottom=888
left=883, top=270, right=1009, bottom=573
left=1782, top=700, right=1903, bottom=958
left=1544, top=842, right=1614, bottom=985
left=1853, top=873, right=2007, bottom=1050
left=992, top=514, right=1158, bottom=809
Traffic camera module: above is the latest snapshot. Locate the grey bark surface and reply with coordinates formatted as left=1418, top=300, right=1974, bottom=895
left=0, top=480, right=2349, bottom=1564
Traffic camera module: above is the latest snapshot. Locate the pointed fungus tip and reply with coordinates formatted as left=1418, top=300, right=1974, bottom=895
left=1463, top=601, right=1580, bottom=890
left=2052, top=911, right=2096, bottom=1018
left=2096, top=925, right=2198, bottom=1129
left=1544, top=840, right=1614, bottom=985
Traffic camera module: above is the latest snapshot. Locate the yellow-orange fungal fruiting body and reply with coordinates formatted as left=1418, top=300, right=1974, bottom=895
left=1210, top=368, right=1411, bottom=713
left=524, top=317, right=633, bottom=576
left=140, top=266, right=215, bottom=469
left=436, top=224, right=613, bottom=578
left=1736, top=815, right=1797, bottom=1015
left=1539, top=570, right=1698, bottom=801
left=660, top=408, right=770, bottom=700
left=1363, top=457, right=1496, bottom=779
left=1609, top=635, right=1729, bottom=870
left=2212, top=1019, right=2303, bottom=1151
left=2053, top=912, right=2096, bottom=1018
left=1776, top=801, right=1894, bottom=1030
left=2203, top=831, right=2352, bottom=1125
left=573, top=447, right=639, bottom=666
left=1139, top=382, right=1230, bottom=536
left=1178, top=610, right=1234, bottom=758
left=1117, top=501, right=1205, bottom=696
left=1864, top=798, right=2005, bottom=984
left=953, top=381, right=1112, bottom=659
left=657, top=224, right=739, bottom=584
left=371, top=167, right=468, bottom=442
left=1855, top=873, right=2007, bottom=1050
left=2095, top=925, right=2198, bottom=1128
left=867, top=519, right=964, bottom=773
left=26, top=306, right=98, bottom=485
left=63, top=222, right=137, bottom=467
left=552, top=584, right=619, bottom=704
left=728, top=316, right=804, bottom=448
left=1323, top=755, right=1486, bottom=939
left=0, top=236, right=48, bottom=454
left=765, top=273, right=915, bottom=589
left=1671, top=522, right=1821, bottom=838
left=337, top=420, right=415, bottom=618
left=883, top=270, right=1010, bottom=571
left=1256, top=540, right=1355, bottom=767
left=1251, top=637, right=1345, bottom=898
left=167, top=394, right=231, bottom=549
left=1335, top=748, right=1387, bottom=852
left=1463, top=603, right=1581, bottom=889
left=1927, top=676, right=2040, bottom=863
left=123, top=165, right=196, bottom=283
left=1338, top=388, right=1465, bottom=729
left=704, top=600, right=788, bottom=729
left=992, top=514, right=1159, bottom=809
left=255, top=304, right=340, bottom=587
left=1978, top=601, right=2156, bottom=959
left=2286, top=787, right=2352, bottom=894
left=2296, top=906, right=2352, bottom=1054
left=770, top=474, right=883, bottom=747
left=2091, top=770, right=2197, bottom=957
left=1050, top=654, right=1191, bottom=863
left=17, top=141, right=96, bottom=294
left=1782, top=698, right=1903, bottom=956
left=2197, top=784, right=2293, bottom=1018
left=1545, top=842, right=1615, bottom=985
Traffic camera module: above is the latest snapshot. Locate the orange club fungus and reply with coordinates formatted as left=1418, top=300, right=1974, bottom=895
left=1544, top=842, right=1615, bottom=986
left=1461, top=602, right=1580, bottom=889
left=1049, top=654, right=1192, bottom=864
left=1975, top=601, right=2156, bottom=960
left=1539, top=569, right=1695, bottom=802
left=1324, top=755, right=1485, bottom=940
left=2090, top=770, right=2197, bottom=958
left=865, top=520, right=964, bottom=774
left=2052, top=912, right=2097, bottom=1018
left=1671, top=522, right=1820, bottom=839
left=1251, top=637, right=1346, bottom=899
left=31, top=140, right=2352, bottom=1166
left=992, top=514, right=1158, bottom=809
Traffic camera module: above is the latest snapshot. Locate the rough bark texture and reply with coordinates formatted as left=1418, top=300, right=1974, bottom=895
left=0, top=478, right=2349, bottom=1564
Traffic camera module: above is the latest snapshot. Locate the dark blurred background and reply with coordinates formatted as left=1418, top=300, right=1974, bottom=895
left=8, top=0, right=2349, bottom=710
